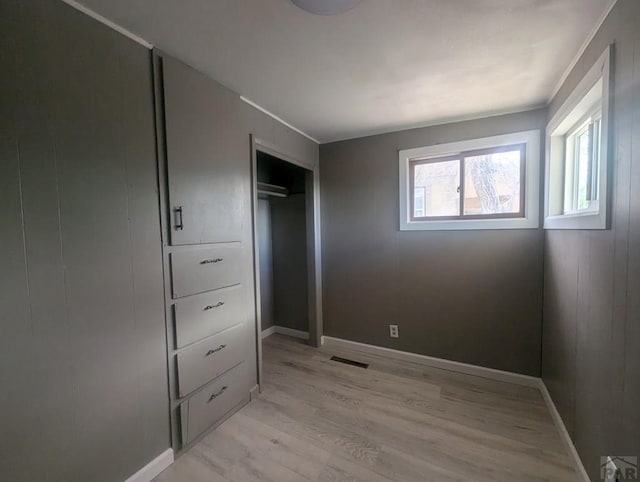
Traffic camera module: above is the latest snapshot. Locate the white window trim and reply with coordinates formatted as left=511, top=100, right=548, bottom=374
left=544, top=45, right=612, bottom=230
left=399, top=130, right=540, bottom=231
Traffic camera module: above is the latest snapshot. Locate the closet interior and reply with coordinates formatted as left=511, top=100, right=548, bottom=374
left=256, top=151, right=310, bottom=341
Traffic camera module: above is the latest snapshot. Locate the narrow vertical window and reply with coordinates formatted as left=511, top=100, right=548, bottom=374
left=545, top=45, right=611, bottom=230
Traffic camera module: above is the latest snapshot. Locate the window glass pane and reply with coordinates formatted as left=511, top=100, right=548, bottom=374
left=576, top=130, right=591, bottom=210
left=592, top=118, right=601, bottom=201
left=413, top=160, right=460, bottom=217
left=463, top=149, right=522, bottom=215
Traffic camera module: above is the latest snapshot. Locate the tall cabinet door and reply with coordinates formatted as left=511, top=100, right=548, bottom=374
left=162, top=56, right=245, bottom=245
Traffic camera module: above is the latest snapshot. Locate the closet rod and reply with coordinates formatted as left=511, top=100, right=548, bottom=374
left=257, top=182, right=288, bottom=198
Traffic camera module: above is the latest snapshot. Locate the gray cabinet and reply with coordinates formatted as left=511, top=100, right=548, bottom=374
left=176, top=324, right=246, bottom=397
left=174, top=285, right=246, bottom=349
left=162, top=56, right=246, bottom=246
left=156, top=52, right=256, bottom=452
left=170, top=244, right=242, bottom=298
left=179, top=363, right=250, bottom=446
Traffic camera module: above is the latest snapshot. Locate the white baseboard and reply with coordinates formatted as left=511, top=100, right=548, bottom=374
left=322, top=336, right=540, bottom=388
left=538, top=380, right=590, bottom=481
left=261, top=325, right=276, bottom=339
left=274, top=326, right=309, bottom=340
left=262, top=325, right=309, bottom=340
left=124, top=448, right=173, bottom=482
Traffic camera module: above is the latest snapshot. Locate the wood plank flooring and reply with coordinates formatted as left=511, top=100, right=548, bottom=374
left=154, top=334, right=579, bottom=482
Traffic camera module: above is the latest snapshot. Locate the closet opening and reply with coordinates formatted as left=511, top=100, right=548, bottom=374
left=250, top=137, right=322, bottom=389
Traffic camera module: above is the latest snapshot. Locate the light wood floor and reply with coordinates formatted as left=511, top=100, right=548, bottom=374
left=155, top=334, right=579, bottom=482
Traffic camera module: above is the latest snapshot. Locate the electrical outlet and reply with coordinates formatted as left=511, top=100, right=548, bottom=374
left=389, top=325, right=399, bottom=338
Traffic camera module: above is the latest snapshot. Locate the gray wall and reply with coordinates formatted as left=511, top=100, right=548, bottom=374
left=0, top=1, right=168, bottom=481
left=320, top=109, right=547, bottom=376
left=272, top=193, right=310, bottom=333
left=542, top=0, right=640, bottom=478
left=258, top=199, right=275, bottom=329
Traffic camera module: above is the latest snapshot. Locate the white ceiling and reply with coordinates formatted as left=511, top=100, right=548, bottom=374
left=77, top=0, right=613, bottom=143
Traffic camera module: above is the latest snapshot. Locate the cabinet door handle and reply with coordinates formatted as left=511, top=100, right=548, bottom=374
left=200, top=257, right=223, bottom=265
left=205, top=344, right=226, bottom=357
left=204, top=301, right=225, bottom=311
left=207, top=386, right=228, bottom=403
left=174, top=206, right=184, bottom=231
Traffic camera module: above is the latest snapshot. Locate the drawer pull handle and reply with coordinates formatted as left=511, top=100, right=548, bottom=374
left=207, top=386, right=228, bottom=403
left=204, top=301, right=225, bottom=311
left=174, top=206, right=184, bottom=231
left=205, top=344, right=227, bottom=357
left=200, top=258, right=223, bottom=265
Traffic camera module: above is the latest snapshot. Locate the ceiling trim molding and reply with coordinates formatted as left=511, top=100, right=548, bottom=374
left=60, top=0, right=153, bottom=49
left=241, top=96, right=320, bottom=144
left=326, top=103, right=547, bottom=144
left=547, top=0, right=618, bottom=103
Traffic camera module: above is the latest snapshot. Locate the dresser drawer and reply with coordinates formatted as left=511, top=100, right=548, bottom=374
left=179, top=362, right=250, bottom=445
left=176, top=323, right=246, bottom=397
left=170, top=245, right=241, bottom=298
left=174, top=285, right=246, bottom=349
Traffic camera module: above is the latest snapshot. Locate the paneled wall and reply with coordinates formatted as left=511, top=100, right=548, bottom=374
left=542, top=0, right=640, bottom=478
left=320, top=109, right=547, bottom=376
left=0, top=1, right=168, bottom=481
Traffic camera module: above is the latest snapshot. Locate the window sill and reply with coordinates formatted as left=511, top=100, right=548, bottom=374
left=544, top=210, right=607, bottom=230
left=400, top=216, right=539, bottom=231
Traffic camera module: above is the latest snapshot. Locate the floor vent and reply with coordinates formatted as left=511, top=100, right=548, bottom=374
left=330, top=356, right=369, bottom=369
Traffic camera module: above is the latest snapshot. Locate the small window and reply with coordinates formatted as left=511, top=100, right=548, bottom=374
left=545, top=45, right=612, bottom=230
left=399, top=130, right=540, bottom=231
left=409, top=144, right=525, bottom=221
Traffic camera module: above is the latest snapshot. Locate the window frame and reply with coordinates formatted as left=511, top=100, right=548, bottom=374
left=544, top=45, right=612, bottom=230
left=408, top=143, right=526, bottom=222
left=399, top=130, right=541, bottom=231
